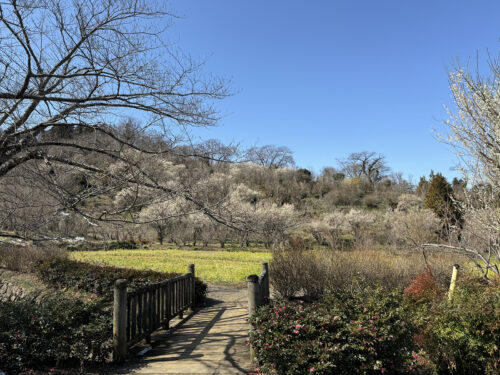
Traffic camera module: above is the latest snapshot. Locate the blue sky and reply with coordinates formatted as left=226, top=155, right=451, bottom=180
left=167, top=1, right=500, bottom=182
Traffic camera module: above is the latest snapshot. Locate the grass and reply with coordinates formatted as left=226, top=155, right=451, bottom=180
left=70, top=248, right=272, bottom=283
left=69, top=244, right=484, bottom=287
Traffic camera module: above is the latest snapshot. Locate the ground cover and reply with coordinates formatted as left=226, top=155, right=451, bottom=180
left=71, top=248, right=272, bottom=283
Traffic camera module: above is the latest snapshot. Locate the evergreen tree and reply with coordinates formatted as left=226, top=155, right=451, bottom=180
left=425, top=173, right=462, bottom=238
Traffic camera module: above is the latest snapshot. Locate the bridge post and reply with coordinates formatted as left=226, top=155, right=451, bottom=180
left=247, top=274, right=259, bottom=316
left=261, top=262, right=269, bottom=304
left=113, top=279, right=128, bottom=363
left=188, top=264, right=195, bottom=312
left=247, top=274, right=259, bottom=363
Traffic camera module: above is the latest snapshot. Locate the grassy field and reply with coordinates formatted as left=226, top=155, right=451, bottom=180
left=71, top=248, right=272, bottom=284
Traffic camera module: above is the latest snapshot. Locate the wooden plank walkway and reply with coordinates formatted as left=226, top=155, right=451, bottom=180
left=117, top=285, right=252, bottom=375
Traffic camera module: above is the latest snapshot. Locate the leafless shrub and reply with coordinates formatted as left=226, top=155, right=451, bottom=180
left=270, top=237, right=303, bottom=299
left=0, top=245, right=67, bottom=272
left=270, top=237, right=329, bottom=300
left=345, top=209, right=376, bottom=247
left=271, top=239, right=464, bottom=299
left=323, top=249, right=459, bottom=292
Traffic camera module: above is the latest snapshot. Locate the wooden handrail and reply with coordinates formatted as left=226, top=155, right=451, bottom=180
left=113, top=264, right=196, bottom=362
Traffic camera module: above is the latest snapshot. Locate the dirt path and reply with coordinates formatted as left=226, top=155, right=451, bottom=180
left=116, top=284, right=252, bottom=375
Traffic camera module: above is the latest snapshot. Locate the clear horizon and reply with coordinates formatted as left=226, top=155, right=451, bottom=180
left=166, top=1, right=500, bottom=181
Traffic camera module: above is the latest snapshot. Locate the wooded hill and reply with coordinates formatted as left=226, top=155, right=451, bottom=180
left=0, top=120, right=467, bottom=252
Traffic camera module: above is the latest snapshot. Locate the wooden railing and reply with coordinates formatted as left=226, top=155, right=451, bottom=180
left=113, top=264, right=195, bottom=362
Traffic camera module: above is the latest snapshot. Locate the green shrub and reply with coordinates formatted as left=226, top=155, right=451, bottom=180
left=64, top=240, right=138, bottom=251
left=37, top=258, right=207, bottom=305
left=250, top=287, right=419, bottom=374
left=421, top=279, right=500, bottom=375
left=102, top=240, right=138, bottom=250
left=0, top=295, right=112, bottom=373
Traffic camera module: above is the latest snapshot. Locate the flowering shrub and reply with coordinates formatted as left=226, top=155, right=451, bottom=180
left=0, top=295, right=112, bottom=373
left=250, top=287, right=419, bottom=374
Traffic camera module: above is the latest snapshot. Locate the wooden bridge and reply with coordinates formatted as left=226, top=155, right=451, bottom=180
left=111, top=263, right=270, bottom=374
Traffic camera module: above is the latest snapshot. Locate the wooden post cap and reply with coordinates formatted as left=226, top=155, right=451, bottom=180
left=247, top=274, right=259, bottom=283
left=115, top=279, right=128, bottom=288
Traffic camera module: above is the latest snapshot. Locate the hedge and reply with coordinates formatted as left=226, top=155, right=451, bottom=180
left=37, top=258, right=207, bottom=305
left=0, top=296, right=112, bottom=373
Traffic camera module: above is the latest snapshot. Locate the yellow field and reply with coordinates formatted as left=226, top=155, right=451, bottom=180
left=71, top=249, right=272, bottom=283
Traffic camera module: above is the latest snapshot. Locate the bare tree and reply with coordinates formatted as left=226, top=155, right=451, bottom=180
left=0, top=0, right=229, bottom=237
left=245, top=145, right=295, bottom=169
left=194, top=139, right=241, bottom=167
left=338, top=151, right=390, bottom=186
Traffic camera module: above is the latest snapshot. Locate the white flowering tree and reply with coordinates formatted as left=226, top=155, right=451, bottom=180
left=254, top=202, right=297, bottom=248
left=306, top=212, right=351, bottom=249
left=386, top=209, right=441, bottom=250
left=225, top=184, right=261, bottom=247
left=138, top=197, right=191, bottom=245
left=345, top=208, right=376, bottom=246
left=431, top=56, right=500, bottom=278
left=395, top=194, right=425, bottom=213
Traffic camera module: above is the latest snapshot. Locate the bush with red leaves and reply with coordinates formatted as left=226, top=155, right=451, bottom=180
left=403, top=267, right=442, bottom=304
